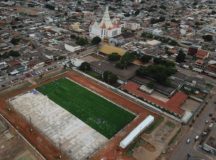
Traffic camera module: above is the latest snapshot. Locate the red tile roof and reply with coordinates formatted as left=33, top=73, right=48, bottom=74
left=196, top=50, right=209, bottom=59
left=7, top=60, right=20, bottom=67
left=121, top=81, right=187, bottom=116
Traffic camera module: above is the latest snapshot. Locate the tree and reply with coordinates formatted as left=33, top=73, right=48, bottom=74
left=9, top=50, right=20, bottom=57
left=134, top=10, right=140, bottom=16
left=103, top=71, right=118, bottom=85
left=91, top=36, right=101, bottom=45
left=140, top=55, right=152, bottom=63
left=153, top=58, right=175, bottom=67
left=136, top=64, right=176, bottom=86
left=160, top=4, right=166, bottom=10
left=108, top=53, right=121, bottom=61
left=79, top=62, right=91, bottom=72
left=147, top=81, right=154, bottom=89
left=10, top=38, right=20, bottom=45
left=116, top=52, right=136, bottom=69
left=124, top=13, right=130, bottom=17
left=45, top=4, right=55, bottom=10
left=176, top=49, right=186, bottom=63
left=76, top=37, right=88, bottom=46
left=202, top=35, right=213, bottom=42
left=70, top=34, right=77, bottom=39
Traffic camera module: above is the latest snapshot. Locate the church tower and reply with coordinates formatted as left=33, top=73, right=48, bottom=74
left=89, top=6, right=122, bottom=39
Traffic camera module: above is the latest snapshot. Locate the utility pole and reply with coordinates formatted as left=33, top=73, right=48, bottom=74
left=29, top=116, right=33, bottom=132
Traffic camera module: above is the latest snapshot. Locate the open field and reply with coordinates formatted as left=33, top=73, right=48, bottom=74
left=37, top=78, right=135, bottom=138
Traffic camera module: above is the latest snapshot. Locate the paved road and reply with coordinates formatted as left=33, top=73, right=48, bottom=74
left=170, top=87, right=216, bottom=160
left=177, top=66, right=216, bottom=86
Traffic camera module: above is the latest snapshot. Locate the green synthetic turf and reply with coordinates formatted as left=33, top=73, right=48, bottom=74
left=37, top=78, right=135, bottom=138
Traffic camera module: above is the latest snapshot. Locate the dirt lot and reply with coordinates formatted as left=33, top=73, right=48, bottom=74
left=0, top=117, right=43, bottom=160
left=127, top=118, right=181, bottom=160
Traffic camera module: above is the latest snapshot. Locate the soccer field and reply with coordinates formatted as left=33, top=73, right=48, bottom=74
left=37, top=78, right=135, bottom=138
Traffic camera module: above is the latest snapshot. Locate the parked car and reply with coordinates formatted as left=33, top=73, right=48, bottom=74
left=186, top=138, right=191, bottom=144
left=195, top=135, right=199, bottom=141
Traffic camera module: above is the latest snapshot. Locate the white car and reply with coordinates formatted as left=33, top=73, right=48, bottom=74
left=195, top=135, right=199, bottom=141
left=186, top=138, right=191, bottom=144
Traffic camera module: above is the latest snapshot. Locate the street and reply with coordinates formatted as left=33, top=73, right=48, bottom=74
left=177, top=66, right=216, bottom=86
left=170, top=87, right=216, bottom=160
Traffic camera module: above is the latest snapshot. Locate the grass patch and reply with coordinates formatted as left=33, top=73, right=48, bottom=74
left=145, top=116, right=164, bottom=134
left=37, top=78, right=135, bottom=138
left=85, top=70, right=102, bottom=80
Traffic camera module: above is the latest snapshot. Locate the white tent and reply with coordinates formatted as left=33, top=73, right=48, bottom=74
left=119, top=115, right=154, bottom=149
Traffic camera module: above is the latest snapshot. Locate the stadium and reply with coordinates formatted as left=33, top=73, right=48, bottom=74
left=5, top=71, right=154, bottom=160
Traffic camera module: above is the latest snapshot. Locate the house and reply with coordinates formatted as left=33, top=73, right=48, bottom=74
left=194, top=59, right=205, bottom=69
left=0, top=61, right=8, bottom=70
left=187, top=46, right=198, bottom=56
left=69, top=22, right=84, bottom=33
left=196, top=50, right=209, bottom=59
left=207, top=60, right=216, bottom=72
left=64, top=44, right=82, bottom=53
left=205, top=60, right=216, bottom=77
left=124, top=21, right=141, bottom=31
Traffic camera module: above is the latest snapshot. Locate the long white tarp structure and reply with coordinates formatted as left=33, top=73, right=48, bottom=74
left=119, top=115, right=154, bottom=149
left=10, top=91, right=108, bottom=160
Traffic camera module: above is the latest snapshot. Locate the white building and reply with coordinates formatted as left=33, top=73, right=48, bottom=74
left=64, top=44, right=81, bottom=53
left=89, top=6, right=122, bottom=39
left=134, top=0, right=142, bottom=3
left=124, top=22, right=141, bottom=31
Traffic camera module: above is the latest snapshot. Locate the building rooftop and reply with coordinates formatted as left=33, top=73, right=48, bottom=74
left=121, top=81, right=187, bottom=116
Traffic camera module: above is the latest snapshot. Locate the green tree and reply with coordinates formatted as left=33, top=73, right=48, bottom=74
left=108, top=53, right=121, bottom=61
left=134, top=10, right=140, bottom=16
left=9, top=50, right=20, bottom=57
left=79, top=62, right=91, bottom=71
left=176, top=49, right=186, bottom=63
left=136, top=65, right=176, bottom=86
left=91, top=36, right=101, bottom=45
left=147, top=81, right=154, bottom=89
left=140, top=55, right=152, bottom=63
left=76, top=37, right=88, bottom=46
left=202, top=35, right=213, bottom=42
left=10, top=38, right=20, bottom=45
left=153, top=58, right=175, bottom=67
left=116, top=52, right=136, bottom=69
left=103, top=71, right=118, bottom=85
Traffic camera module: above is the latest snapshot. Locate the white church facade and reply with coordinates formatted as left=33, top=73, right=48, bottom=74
left=89, top=6, right=122, bottom=39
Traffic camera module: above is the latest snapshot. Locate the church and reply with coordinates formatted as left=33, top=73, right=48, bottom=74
left=89, top=6, right=122, bottom=39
